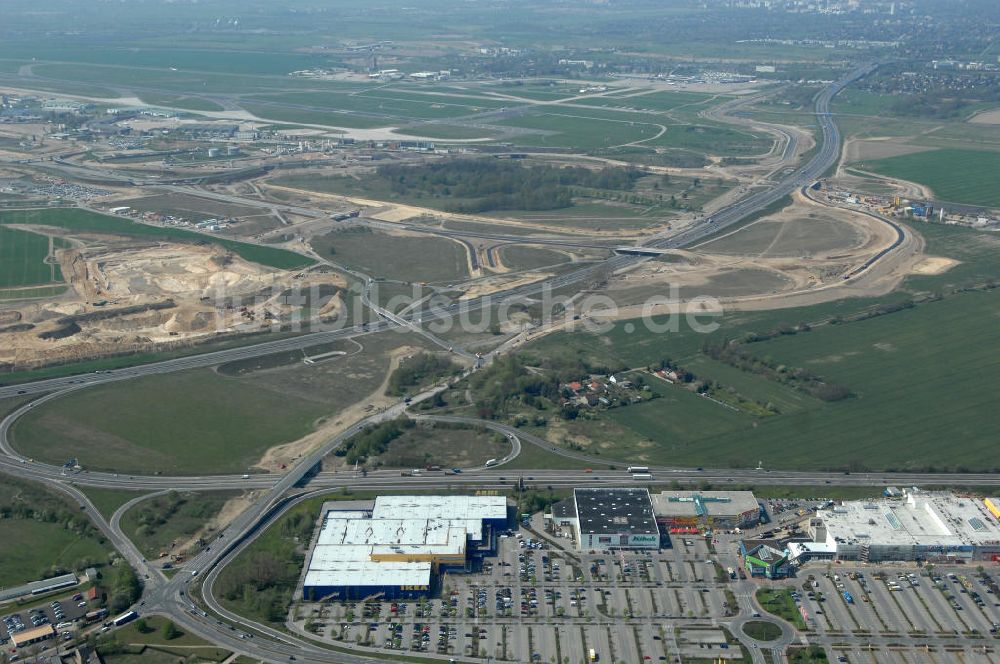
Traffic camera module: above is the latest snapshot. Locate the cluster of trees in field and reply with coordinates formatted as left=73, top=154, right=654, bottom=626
left=702, top=342, right=852, bottom=403
left=374, top=159, right=642, bottom=213
left=386, top=352, right=461, bottom=396
left=336, top=418, right=414, bottom=464
left=127, top=491, right=214, bottom=541
left=215, top=505, right=315, bottom=623
left=108, top=563, right=141, bottom=613
left=466, top=354, right=627, bottom=421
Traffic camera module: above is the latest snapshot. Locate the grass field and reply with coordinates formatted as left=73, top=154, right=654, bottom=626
left=498, top=245, right=572, bottom=271
left=355, top=423, right=509, bottom=469
left=519, top=220, right=1000, bottom=472
left=860, top=148, right=1000, bottom=207
left=498, top=112, right=663, bottom=150
left=0, top=520, right=109, bottom=588
left=82, top=488, right=149, bottom=520
left=312, top=228, right=470, bottom=283
left=0, top=208, right=313, bottom=270
left=11, top=332, right=422, bottom=474
left=756, top=588, right=808, bottom=630
left=0, top=284, right=69, bottom=300
left=742, top=621, right=782, bottom=641
left=0, top=477, right=111, bottom=587
left=101, top=615, right=231, bottom=663
left=528, top=287, right=1000, bottom=471
left=393, top=124, right=501, bottom=140
left=120, top=490, right=240, bottom=558
left=0, top=225, right=63, bottom=287
left=137, top=93, right=225, bottom=112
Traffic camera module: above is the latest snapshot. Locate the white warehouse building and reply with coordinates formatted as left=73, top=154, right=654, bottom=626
left=807, top=491, right=1000, bottom=563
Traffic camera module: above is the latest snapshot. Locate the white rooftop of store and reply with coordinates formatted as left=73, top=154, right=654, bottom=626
left=817, top=491, right=1000, bottom=547
left=302, top=495, right=507, bottom=590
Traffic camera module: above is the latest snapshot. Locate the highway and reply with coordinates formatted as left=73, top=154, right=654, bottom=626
left=0, top=64, right=929, bottom=664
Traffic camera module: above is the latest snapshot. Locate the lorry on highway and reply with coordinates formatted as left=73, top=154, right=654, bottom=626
left=631, top=473, right=653, bottom=480
left=485, top=458, right=498, bottom=467
left=84, top=609, right=108, bottom=624
left=627, top=466, right=649, bottom=474
left=112, top=610, right=138, bottom=627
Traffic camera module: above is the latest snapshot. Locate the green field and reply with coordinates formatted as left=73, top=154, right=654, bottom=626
left=11, top=332, right=418, bottom=474
left=11, top=369, right=329, bottom=474
left=137, top=93, right=225, bottom=112
left=742, top=620, right=782, bottom=641
left=394, top=124, right=501, bottom=140
left=498, top=112, right=663, bottom=150
left=0, top=520, right=109, bottom=588
left=517, top=220, right=1000, bottom=472
left=860, top=149, right=1000, bottom=207
left=0, top=284, right=69, bottom=300
left=82, top=488, right=150, bottom=520
left=312, top=228, right=470, bottom=283
left=756, top=588, right=807, bottom=630
left=0, top=208, right=313, bottom=270
left=0, top=478, right=111, bottom=587
left=528, top=287, right=1000, bottom=471
left=0, top=225, right=63, bottom=287
left=498, top=245, right=572, bottom=271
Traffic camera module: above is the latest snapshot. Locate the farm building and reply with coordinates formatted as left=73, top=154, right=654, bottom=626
left=301, top=495, right=510, bottom=600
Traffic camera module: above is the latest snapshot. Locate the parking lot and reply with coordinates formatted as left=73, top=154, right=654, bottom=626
left=0, top=591, right=91, bottom=647
left=292, top=528, right=746, bottom=663
left=290, top=512, right=1000, bottom=664
left=795, top=565, right=1000, bottom=638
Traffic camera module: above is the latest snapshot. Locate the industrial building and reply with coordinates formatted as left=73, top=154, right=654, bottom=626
left=563, top=488, right=660, bottom=550
left=651, top=490, right=762, bottom=532
left=804, top=491, right=1000, bottom=563
left=12, top=624, right=55, bottom=649
left=301, top=495, right=510, bottom=601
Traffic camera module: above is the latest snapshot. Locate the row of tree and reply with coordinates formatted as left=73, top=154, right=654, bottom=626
left=702, top=342, right=852, bottom=403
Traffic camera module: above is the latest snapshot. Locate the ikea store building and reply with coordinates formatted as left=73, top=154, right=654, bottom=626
left=301, top=495, right=510, bottom=600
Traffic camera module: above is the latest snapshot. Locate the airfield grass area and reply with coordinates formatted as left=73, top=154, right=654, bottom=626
left=120, top=490, right=240, bottom=558
left=860, top=148, right=1000, bottom=207
left=393, top=124, right=501, bottom=140
left=0, top=207, right=312, bottom=270
left=312, top=228, right=470, bottom=283
left=11, top=332, right=426, bottom=475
